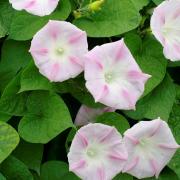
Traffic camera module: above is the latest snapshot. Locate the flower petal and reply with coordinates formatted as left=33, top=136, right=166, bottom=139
left=84, top=39, right=150, bottom=110
left=123, top=118, right=179, bottom=179
left=68, top=123, right=128, bottom=180
left=74, top=105, right=115, bottom=126
left=9, top=0, right=60, bottom=16
left=151, top=0, right=180, bottom=61
left=30, top=20, right=88, bottom=82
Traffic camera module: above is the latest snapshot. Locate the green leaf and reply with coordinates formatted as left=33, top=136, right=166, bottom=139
left=0, top=74, right=28, bottom=116
left=96, top=112, right=130, bottom=134
left=18, top=91, right=73, bottom=143
left=152, top=0, right=164, bottom=5
left=13, top=140, right=43, bottom=174
left=168, top=61, right=180, bottom=67
left=55, top=76, right=104, bottom=108
left=125, top=35, right=167, bottom=96
left=0, top=40, right=31, bottom=92
left=142, top=167, right=179, bottom=180
left=0, top=1, right=15, bottom=37
left=0, top=121, right=19, bottom=163
left=0, top=173, right=6, bottom=180
left=73, top=0, right=141, bottom=37
left=124, top=74, right=176, bottom=121
left=130, top=0, right=150, bottom=10
left=0, top=21, right=6, bottom=38
left=0, top=112, right=11, bottom=122
left=65, top=128, right=76, bottom=153
left=113, top=173, right=133, bottom=180
left=68, top=77, right=104, bottom=108
left=40, top=161, right=69, bottom=180
left=0, top=156, right=33, bottom=180
left=20, top=61, right=53, bottom=92
left=61, top=172, right=80, bottom=180
left=9, top=0, right=71, bottom=40
left=168, top=103, right=180, bottom=178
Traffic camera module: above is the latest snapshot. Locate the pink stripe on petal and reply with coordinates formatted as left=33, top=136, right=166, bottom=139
left=128, top=70, right=144, bottom=79
left=25, top=0, right=36, bottom=9
left=77, top=132, right=88, bottom=147
left=158, top=10, right=166, bottom=25
left=123, top=156, right=139, bottom=172
left=149, top=120, right=162, bottom=137
left=115, top=42, right=126, bottom=61
left=49, top=63, right=60, bottom=80
left=30, top=48, right=48, bottom=56
left=70, top=159, right=86, bottom=171
left=86, top=54, right=103, bottom=70
left=158, top=143, right=180, bottom=150
left=121, top=90, right=136, bottom=110
left=109, top=152, right=128, bottom=161
left=99, top=127, right=114, bottom=143
left=48, top=23, right=59, bottom=39
left=69, top=32, right=85, bottom=44
left=149, top=158, right=159, bottom=178
left=97, top=167, right=105, bottom=180
left=173, top=9, right=180, bottom=19
left=174, top=44, right=180, bottom=53
left=95, top=85, right=109, bottom=102
left=95, top=61, right=103, bottom=70
left=125, top=134, right=139, bottom=145
left=69, top=56, right=83, bottom=68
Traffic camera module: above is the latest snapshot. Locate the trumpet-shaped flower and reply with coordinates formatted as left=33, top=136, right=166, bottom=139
left=30, top=20, right=88, bottom=82
left=122, top=118, right=179, bottom=179
left=9, top=0, right=60, bottom=16
left=84, top=39, right=151, bottom=110
left=74, top=105, right=115, bottom=126
left=68, top=123, right=128, bottom=180
left=151, top=0, right=180, bottom=61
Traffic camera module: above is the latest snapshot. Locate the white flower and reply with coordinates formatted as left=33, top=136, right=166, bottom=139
left=122, top=118, right=180, bottom=179
left=74, top=105, right=115, bottom=126
left=9, top=0, right=60, bottom=16
left=151, top=0, right=180, bottom=61
left=68, top=123, right=128, bottom=180
left=30, top=20, right=88, bottom=82
left=84, top=39, right=151, bottom=110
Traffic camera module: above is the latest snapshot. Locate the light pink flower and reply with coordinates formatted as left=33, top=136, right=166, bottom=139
left=74, top=105, right=115, bottom=126
left=68, top=123, right=128, bottom=180
left=84, top=39, right=151, bottom=110
left=151, top=0, right=180, bottom=61
left=122, top=118, right=180, bottom=179
left=9, top=0, right=60, bottom=16
left=29, top=20, right=88, bottom=82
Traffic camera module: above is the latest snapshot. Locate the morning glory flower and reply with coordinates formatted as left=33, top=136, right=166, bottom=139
left=9, top=0, right=60, bottom=16
left=74, top=105, right=115, bottom=126
left=151, top=0, right=180, bottom=61
left=29, top=20, right=88, bottom=82
left=84, top=39, right=151, bottom=110
left=68, top=123, right=128, bottom=180
left=122, top=118, right=180, bottom=179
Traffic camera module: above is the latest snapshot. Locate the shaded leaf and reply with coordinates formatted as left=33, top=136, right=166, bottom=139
left=18, top=91, right=73, bottom=143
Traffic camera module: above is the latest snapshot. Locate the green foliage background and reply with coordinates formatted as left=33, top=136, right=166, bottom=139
left=0, top=0, right=179, bottom=179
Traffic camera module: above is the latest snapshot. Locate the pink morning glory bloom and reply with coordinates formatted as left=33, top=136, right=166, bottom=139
left=84, top=39, right=151, bottom=110
left=68, top=123, right=128, bottom=180
left=122, top=118, right=180, bottom=179
left=9, top=0, right=60, bottom=16
left=29, top=20, right=88, bottom=82
left=151, top=0, right=180, bottom=61
left=74, top=105, right=115, bottom=126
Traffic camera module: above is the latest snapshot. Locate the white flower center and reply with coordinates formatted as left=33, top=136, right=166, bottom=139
left=86, top=147, right=98, bottom=158
left=105, top=72, right=114, bottom=83
left=139, top=138, right=148, bottom=146
left=56, top=47, right=64, bottom=55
